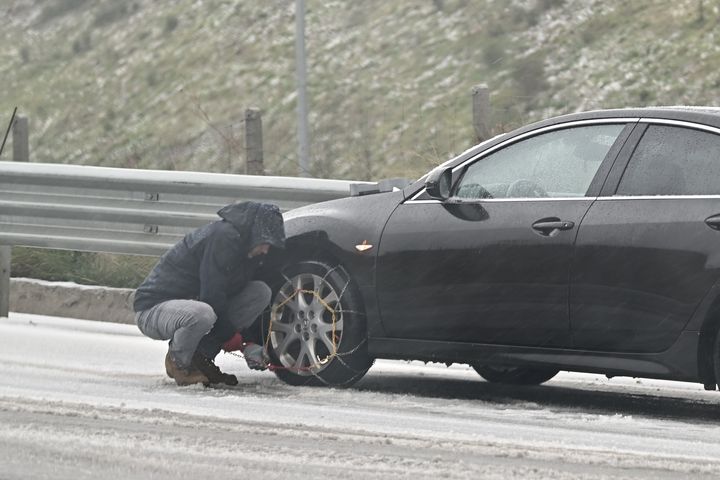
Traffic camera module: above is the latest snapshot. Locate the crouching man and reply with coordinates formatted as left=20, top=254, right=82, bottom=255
left=133, top=201, right=285, bottom=386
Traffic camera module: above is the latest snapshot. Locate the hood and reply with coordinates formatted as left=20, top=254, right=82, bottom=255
left=249, top=203, right=285, bottom=249
left=217, top=201, right=259, bottom=231
left=217, top=201, right=285, bottom=249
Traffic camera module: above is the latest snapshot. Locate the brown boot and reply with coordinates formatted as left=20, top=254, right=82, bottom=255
left=165, top=352, right=209, bottom=386
left=192, top=352, right=238, bottom=386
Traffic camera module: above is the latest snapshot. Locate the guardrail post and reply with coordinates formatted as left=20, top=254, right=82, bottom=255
left=245, top=108, right=264, bottom=175
left=0, top=248, right=9, bottom=318
left=1, top=115, right=28, bottom=317
left=472, top=85, right=491, bottom=143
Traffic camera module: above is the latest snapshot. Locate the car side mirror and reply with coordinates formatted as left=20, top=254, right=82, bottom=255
left=425, top=167, right=453, bottom=201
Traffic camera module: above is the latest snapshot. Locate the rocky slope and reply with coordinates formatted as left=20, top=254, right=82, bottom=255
left=2, top=0, right=719, bottom=181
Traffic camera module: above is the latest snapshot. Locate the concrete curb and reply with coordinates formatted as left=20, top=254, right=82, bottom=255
left=9, top=278, right=135, bottom=324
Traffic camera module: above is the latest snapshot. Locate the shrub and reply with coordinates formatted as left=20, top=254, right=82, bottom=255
left=638, top=88, right=655, bottom=103
left=19, top=46, right=30, bottom=63
left=146, top=70, right=158, bottom=87
left=93, top=3, right=129, bottom=27
left=482, top=38, right=506, bottom=66
left=164, top=15, right=179, bottom=34
left=513, top=52, right=549, bottom=98
left=536, top=0, right=566, bottom=12
left=38, top=0, right=89, bottom=24
left=72, top=31, right=92, bottom=55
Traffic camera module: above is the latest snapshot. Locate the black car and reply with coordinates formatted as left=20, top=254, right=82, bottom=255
left=262, top=107, right=720, bottom=391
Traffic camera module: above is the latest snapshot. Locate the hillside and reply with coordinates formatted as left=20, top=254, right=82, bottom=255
left=2, top=0, right=719, bottom=181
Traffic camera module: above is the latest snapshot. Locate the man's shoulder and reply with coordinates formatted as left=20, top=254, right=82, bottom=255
left=209, top=220, right=244, bottom=238
left=205, top=220, right=248, bottom=254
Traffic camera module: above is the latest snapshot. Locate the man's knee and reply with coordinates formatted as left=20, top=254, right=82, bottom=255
left=189, top=301, right=217, bottom=331
left=247, top=281, right=272, bottom=308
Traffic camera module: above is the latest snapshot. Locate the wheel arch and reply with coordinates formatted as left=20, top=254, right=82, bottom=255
left=278, top=191, right=405, bottom=340
left=286, top=230, right=342, bottom=262
left=283, top=230, right=369, bottom=285
left=276, top=229, right=386, bottom=340
left=280, top=226, right=389, bottom=340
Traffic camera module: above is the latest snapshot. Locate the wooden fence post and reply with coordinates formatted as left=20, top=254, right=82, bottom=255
left=244, top=108, right=264, bottom=175
left=472, top=85, right=491, bottom=143
left=12, top=116, right=28, bottom=163
left=1, top=115, right=28, bottom=317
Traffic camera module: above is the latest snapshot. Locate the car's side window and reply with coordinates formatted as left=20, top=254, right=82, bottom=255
left=616, top=125, right=720, bottom=196
left=455, top=125, right=625, bottom=200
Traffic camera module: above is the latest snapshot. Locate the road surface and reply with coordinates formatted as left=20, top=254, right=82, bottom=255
left=1, top=313, right=720, bottom=479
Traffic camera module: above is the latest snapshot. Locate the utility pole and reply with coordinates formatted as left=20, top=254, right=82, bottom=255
left=295, top=0, right=310, bottom=177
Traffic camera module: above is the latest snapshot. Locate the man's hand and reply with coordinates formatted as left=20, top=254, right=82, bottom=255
left=222, top=332, right=244, bottom=352
left=242, top=343, right=268, bottom=371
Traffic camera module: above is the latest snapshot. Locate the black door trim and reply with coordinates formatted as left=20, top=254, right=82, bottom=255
left=598, top=123, right=648, bottom=197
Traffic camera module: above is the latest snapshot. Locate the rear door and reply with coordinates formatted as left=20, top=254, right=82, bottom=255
left=571, top=121, right=720, bottom=352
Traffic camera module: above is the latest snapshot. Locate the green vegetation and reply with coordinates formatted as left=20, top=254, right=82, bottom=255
left=37, top=0, right=89, bottom=24
left=4, top=0, right=720, bottom=286
left=164, top=15, right=179, bottom=34
left=6, top=0, right=715, bottom=179
left=12, top=248, right=156, bottom=289
left=72, top=31, right=92, bottom=55
left=92, top=2, right=132, bottom=28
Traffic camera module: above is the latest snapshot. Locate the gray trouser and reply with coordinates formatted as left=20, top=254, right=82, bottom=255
left=135, top=281, right=272, bottom=369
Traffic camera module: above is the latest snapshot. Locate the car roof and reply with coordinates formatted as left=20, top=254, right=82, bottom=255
left=459, top=106, right=720, bottom=164
left=537, top=106, right=720, bottom=126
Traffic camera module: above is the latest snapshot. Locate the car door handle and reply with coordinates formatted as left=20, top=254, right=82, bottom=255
left=532, top=218, right=575, bottom=236
left=705, top=214, right=720, bottom=230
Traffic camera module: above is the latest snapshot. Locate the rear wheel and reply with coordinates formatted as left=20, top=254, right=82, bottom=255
left=712, top=330, right=720, bottom=388
left=264, top=260, right=372, bottom=387
left=472, top=364, right=558, bottom=385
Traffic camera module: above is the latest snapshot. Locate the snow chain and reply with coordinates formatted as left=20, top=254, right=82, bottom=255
left=231, top=266, right=365, bottom=380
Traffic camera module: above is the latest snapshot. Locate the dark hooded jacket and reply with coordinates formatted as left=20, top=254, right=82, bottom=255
left=133, top=202, right=285, bottom=320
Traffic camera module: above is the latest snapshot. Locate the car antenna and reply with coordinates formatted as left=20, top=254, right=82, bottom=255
left=0, top=106, right=17, bottom=159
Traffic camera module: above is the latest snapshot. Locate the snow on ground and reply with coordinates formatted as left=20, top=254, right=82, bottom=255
left=1, top=313, right=720, bottom=479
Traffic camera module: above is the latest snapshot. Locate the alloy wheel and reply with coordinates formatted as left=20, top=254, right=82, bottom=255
left=269, top=272, right=344, bottom=375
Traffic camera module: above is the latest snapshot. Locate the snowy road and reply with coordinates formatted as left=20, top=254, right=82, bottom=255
left=1, top=314, right=720, bottom=479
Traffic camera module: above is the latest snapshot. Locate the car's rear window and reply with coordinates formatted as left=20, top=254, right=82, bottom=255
left=617, top=125, right=720, bottom=196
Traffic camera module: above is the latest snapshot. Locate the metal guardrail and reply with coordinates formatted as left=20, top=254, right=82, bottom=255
left=0, top=161, right=365, bottom=256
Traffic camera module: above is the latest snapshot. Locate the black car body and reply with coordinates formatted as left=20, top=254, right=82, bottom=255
left=266, top=107, right=720, bottom=390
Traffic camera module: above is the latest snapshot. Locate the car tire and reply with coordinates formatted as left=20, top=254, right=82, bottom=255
left=472, top=364, right=559, bottom=385
left=263, top=260, right=373, bottom=387
left=712, top=329, right=720, bottom=389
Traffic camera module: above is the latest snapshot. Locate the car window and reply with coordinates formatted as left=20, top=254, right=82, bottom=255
left=455, top=125, right=625, bottom=199
left=616, top=125, right=720, bottom=196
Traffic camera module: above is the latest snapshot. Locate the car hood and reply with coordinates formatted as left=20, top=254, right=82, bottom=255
left=282, top=189, right=404, bottom=252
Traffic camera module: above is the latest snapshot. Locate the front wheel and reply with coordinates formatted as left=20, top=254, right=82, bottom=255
left=264, top=260, right=372, bottom=387
left=472, top=364, right=558, bottom=385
